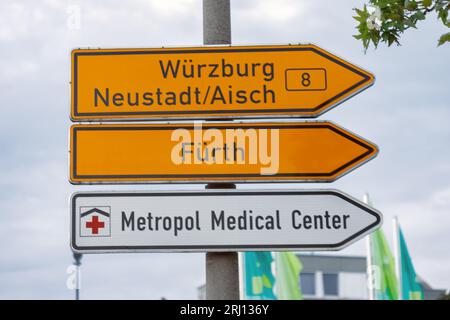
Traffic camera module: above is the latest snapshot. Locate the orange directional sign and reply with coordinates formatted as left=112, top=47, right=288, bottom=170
left=69, top=122, right=378, bottom=184
left=71, top=44, right=374, bottom=121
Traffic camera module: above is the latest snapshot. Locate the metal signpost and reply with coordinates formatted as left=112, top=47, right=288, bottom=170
left=202, top=0, right=238, bottom=300
left=67, top=0, right=382, bottom=301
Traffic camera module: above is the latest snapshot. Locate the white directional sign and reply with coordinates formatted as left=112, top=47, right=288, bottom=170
left=70, top=190, right=382, bottom=253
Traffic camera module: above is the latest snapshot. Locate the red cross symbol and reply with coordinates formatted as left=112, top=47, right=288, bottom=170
left=86, top=216, right=105, bottom=234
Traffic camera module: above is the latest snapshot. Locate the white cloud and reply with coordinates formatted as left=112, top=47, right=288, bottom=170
left=0, top=59, right=39, bottom=80
left=234, top=0, right=307, bottom=23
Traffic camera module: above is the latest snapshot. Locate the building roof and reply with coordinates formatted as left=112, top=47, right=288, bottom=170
left=297, top=253, right=366, bottom=274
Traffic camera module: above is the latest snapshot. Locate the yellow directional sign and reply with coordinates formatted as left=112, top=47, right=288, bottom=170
left=71, top=45, right=374, bottom=121
left=69, top=122, right=378, bottom=184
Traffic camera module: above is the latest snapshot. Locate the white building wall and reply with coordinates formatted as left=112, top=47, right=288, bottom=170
left=338, top=272, right=368, bottom=300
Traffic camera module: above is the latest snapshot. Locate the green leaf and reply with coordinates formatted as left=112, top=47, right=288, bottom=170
left=354, top=8, right=364, bottom=16
left=404, top=18, right=417, bottom=28
left=423, top=0, right=432, bottom=8
left=415, top=11, right=426, bottom=20
left=437, top=32, right=450, bottom=46
left=387, top=33, right=399, bottom=46
left=405, top=0, right=418, bottom=11
left=438, top=8, right=449, bottom=25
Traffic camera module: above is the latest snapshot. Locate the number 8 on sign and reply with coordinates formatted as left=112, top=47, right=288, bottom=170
left=285, top=68, right=327, bottom=91
left=301, top=72, right=311, bottom=87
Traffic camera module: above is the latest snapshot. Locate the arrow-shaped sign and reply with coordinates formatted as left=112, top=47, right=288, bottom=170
left=69, top=121, right=378, bottom=184
left=71, top=44, right=374, bottom=121
left=70, top=189, right=382, bottom=253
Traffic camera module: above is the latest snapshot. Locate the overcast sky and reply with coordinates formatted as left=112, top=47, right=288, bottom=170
left=0, top=0, right=449, bottom=299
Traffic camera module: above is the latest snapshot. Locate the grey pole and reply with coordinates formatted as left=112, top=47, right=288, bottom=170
left=205, top=184, right=240, bottom=300
left=203, top=0, right=239, bottom=300
left=73, top=253, right=82, bottom=300
left=203, top=0, right=231, bottom=45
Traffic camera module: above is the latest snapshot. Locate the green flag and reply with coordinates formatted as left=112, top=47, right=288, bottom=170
left=243, top=252, right=276, bottom=300
left=370, top=229, right=399, bottom=300
left=399, top=227, right=424, bottom=300
left=275, top=252, right=303, bottom=300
